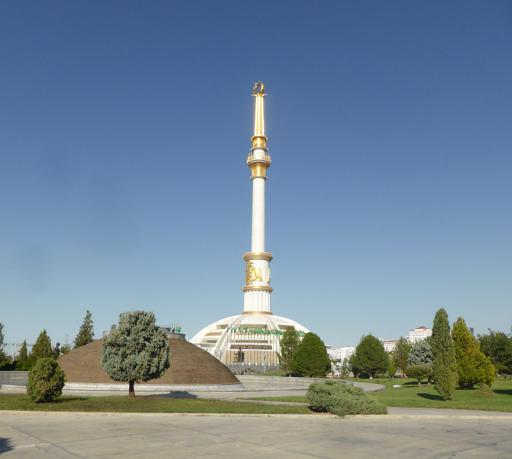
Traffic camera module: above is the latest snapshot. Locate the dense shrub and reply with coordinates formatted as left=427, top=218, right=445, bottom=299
left=27, top=358, right=65, bottom=403
left=307, top=381, right=387, bottom=417
left=406, top=364, right=432, bottom=385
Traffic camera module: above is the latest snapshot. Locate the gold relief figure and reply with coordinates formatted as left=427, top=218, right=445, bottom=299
left=246, top=261, right=262, bottom=283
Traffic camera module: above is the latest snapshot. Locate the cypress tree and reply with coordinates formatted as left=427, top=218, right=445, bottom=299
left=74, top=310, right=94, bottom=348
left=0, top=323, right=9, bottom=366
left=431, top=308, right=457, bottom=400
left=18, top=341, right=29, bottom=362
left=452, top=317, right=495, bottom=388
left=31, top=330, right=53, bottom=360
left=291, top=332, right=331, bottom=377
left=278, top=326, right=300, bottom=375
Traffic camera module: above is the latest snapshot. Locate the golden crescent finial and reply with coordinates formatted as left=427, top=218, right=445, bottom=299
left=252, top=81, right=265, bottom=95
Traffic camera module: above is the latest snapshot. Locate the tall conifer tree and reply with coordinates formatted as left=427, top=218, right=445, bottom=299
left=452, top=317, right=495, bottom=388
left=431, top=308, right=457, bottom=400
left=74, top=310, right=94, bottom=348
left=279, top=326, right=300, bottom=375
left=31, top=330, right=53, bottom=360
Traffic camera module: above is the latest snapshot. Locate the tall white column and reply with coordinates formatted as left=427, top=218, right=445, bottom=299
left=251, top=175, right=266, bottom=253
left=243, top=82, right=273, bottom=315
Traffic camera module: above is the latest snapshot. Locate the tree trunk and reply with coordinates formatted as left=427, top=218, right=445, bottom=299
left=129, top=380, right=135, bottom=397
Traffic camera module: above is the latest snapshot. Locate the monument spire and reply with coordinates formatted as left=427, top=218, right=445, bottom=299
left=243, top=82, right=273, bottom=314
left=190, top=82, right=310, bottom=368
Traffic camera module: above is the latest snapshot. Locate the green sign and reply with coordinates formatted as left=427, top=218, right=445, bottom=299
left=227, top=327, right=305, bottom=337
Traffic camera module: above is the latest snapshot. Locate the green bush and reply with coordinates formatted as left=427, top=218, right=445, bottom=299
left=307, top=381, right=387, bottom=417
left=27, top=358, right=65, bottom=403
left=406, top=364, right=432, bottom=385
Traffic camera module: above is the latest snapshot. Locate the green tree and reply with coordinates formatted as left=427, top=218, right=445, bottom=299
left=406, top=365, right=433, bottom=385
left=18, top=340, right=29, bottom=362
left=479, top=330, right=512, bottom=375
left=350, top=335, right=388, bottom=378
left=392, top=337, right=412, bottom=377
left=387, top=355, right=397, bottom=378
left=291, top=332, right=331, bottom=377
left=102, top=311, right=170, bottom=396
left=408, top=339, right=433, bottom=367
left=27, top=358, right=65, bottom=403
left=74, top=310, right=94, bottom=348
left=60, top=344, right=71, bottom=355
left=15, top=341, right=31, bottom=370
left=431, top=308, right=458, bottom=400
left=0, top=323, right=9, bottom=367
left=452, top=317, right=495, bottom=388
left=278, top=326, right=300, bottom=375
left=340, top=357, right=351, bottom=377
left=31, top=330, right=53, bottom=361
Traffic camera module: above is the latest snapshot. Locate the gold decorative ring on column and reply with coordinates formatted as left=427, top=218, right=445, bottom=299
left=243, top=252, right=273, bottom=262
left=251, top=135, right=268, bottom=150
left=242, top=285, right=273, bottom=293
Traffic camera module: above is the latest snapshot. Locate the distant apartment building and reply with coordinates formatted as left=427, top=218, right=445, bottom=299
left=382, top=339, right=398, bottom=353
left=407, top=326, right=432, bottom=343
left=326, top=345, right=355, bottom=362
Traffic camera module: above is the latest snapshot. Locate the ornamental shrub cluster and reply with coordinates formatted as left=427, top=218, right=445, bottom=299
left=27, top=358, right=65, bottom=403
left=307, top=381, right=387, bottom=417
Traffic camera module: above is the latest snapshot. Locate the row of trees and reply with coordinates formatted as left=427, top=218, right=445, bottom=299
left=0, top=310, right=95, bottom=371
left=24, top=311, right=170, bottom=401
left=346, top=308, right=500, bottom=400
left=279, top=328, right=331, bottom=377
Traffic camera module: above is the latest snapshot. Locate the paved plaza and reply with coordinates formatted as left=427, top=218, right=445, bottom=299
left=1, top=411, right=511, bottom=458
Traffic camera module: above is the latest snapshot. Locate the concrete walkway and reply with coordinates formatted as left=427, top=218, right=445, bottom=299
left=1, top=410, right=511, bottom=458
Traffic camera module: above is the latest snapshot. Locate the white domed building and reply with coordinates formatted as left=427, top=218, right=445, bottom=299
left=190, top=82, right=309, bottom=369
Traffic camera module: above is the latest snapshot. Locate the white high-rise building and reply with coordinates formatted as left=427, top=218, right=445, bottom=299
left=407, top=326, right=432, bottom=343
left=190, top=83, right=309, bottom=368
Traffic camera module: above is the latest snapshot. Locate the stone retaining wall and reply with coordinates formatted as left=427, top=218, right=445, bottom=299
left=0, top=371, right=28, bottom=386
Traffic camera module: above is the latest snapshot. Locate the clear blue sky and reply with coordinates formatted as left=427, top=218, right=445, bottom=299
left=1, top=1, right=511, bottom=348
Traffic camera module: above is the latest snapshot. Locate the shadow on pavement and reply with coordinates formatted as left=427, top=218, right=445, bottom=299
left=0, top=437, right=13, bottom=454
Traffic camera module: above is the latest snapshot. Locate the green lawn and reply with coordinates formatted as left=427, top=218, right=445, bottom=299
left=249, top=395, right=308, bottom=403
left=250, top=379, right=512, bottom=412
left=368, top=378, right=512, bottom=412
left=0, top=394, right=310, bottom=415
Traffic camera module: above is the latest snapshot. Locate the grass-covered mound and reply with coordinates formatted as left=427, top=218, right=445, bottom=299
left=306, top=381, right=387, bottom=417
